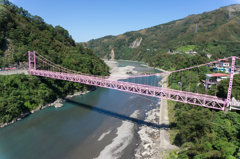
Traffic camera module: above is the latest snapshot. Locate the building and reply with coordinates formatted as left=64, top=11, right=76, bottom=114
left=211, top=59, right=236, bottom=73
left=230, top=97, right=240, bottom=111
left=205, top=73, right=230, bottom=89
left=212, top=67, right=230, bottom=73
left=167, top=49, right=196, bottom=55
left=218, top=59, right=230, bottom=68
left=212, top=59, right=229, bottom=68
left=184, top=49, right=197, bottom=55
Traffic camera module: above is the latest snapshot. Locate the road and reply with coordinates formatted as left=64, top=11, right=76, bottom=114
left=0, top=70, right=28, bottom=75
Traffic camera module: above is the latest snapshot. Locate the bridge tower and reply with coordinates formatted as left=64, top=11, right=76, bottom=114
left=226, top=56, right=236, bottom=108
left=28, top=51, right=36, bottom=73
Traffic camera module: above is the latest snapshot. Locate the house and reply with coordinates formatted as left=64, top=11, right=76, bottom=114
left=205, top=73, right=230, bottom=89
left=218, top=59, right=230, bottom=68
left=212, top=58, right=235, bottom=73
left=212, top=66, right=238, bottom=74
left=234, top=66, right=240, bottom=72
left=212, top=67, right=230, bottom=73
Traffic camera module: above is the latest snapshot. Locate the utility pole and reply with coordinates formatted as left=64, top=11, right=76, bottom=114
left=229, top=6, right=231, bottom=19
left=195, top=23, right=198, bottom=33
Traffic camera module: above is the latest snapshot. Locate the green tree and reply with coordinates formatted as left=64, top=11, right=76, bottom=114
left=216, top=73, right=240, bottom=100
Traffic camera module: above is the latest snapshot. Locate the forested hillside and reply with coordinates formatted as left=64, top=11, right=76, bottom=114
left=0, top=0, right=109, bottom=75
left=82, top=4, right=240, bottom=70
left=168, top=102, right=240, bottom=158
left=0, top=0, right=109, bottom=124
left=163, top=53, right=240, bottom=158
left=167, top=73, right=240, bottom=158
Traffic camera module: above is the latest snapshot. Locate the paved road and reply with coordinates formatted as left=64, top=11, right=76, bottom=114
left=159, top=75, right=179, bottom=150
left=0, top=70, right=29, bottom=75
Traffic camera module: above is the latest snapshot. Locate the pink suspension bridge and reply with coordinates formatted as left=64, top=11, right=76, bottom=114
left=27, top=51, right=239, bottom=111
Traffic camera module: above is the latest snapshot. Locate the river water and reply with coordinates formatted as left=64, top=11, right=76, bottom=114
left=0, top=61, right=162, bottom=159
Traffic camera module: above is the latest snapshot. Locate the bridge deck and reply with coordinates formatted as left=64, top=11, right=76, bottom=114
left=30, top=70, right=226, bottom=110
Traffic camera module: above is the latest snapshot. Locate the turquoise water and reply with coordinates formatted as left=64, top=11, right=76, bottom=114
left=0, top=61, right=162, bottom=159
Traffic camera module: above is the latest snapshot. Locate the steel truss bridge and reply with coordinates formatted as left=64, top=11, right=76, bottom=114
left=27, top=51, right=240, bottom=111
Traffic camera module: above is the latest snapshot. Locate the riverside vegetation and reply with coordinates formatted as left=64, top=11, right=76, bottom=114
left=166, top=58, right=240, bottom=158
left=0, top=0, right=109, bottom=124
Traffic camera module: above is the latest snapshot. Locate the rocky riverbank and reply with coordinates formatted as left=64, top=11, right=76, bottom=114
left=135, top=74, right=179, bottom=159
left=0, top=86, right=96, bottom=129
left=135, top=104, right=161, bottom=158
left=104, top=60, right=169, bottom=158
left=104, top=60, right=138, bottom=80
left=104, top=60, right=180, bottom=158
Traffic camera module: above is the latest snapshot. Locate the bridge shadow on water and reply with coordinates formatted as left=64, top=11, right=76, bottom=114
left=65, top=99, right=168, bottom=129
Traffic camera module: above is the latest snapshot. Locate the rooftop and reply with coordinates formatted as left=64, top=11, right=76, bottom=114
left=217, top=59, right=229, bottom=61
left=206, top=73, right=230, bottom=77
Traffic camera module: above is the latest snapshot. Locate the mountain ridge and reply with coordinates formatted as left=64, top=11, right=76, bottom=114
left=80, top=4, right=240, bottom=69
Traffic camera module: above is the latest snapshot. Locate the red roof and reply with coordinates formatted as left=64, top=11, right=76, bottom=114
left=218, top=59, right=229, bottom=61
left=208, top=73, right=230, bottom=77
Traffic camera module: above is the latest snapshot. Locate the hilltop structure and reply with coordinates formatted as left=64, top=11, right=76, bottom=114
left=168, top=49, right=197, bottom=55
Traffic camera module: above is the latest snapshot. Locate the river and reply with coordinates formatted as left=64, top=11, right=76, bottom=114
left=0, top=60, right=162, bottom=159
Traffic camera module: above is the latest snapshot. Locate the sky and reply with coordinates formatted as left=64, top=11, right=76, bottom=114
left=9, top=0, right=240, bottom=42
